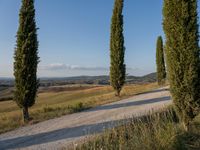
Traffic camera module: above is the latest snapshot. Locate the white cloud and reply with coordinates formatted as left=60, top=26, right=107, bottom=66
left=41, top=63, right=68, bottom=70
left=39, top=63, right=108, bottom=71
left=38, top=63, right=155, bottom=77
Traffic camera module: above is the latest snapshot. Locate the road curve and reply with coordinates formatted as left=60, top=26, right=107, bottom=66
left=0, top=87, right=171, bottom=150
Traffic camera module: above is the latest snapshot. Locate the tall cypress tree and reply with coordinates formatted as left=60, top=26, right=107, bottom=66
left=163, top=0, right=200, bottom=130
left=110, top=0, right=126, bottom=96
left=156, top=36, right=166, bottom=85
left=14, top=0, right=39, bottom=122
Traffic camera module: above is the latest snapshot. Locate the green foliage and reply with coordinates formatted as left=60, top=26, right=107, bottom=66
left=110, top=0, right=126, bottom=96
left=14, top=0, right=39, bottom=121
left=156, top=36, right=166, bottom=85
left=163, top=0, right=200, bottom=128
left=67, top=102, right=89, bottom=113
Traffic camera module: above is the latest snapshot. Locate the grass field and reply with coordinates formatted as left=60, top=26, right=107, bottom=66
left=0, top=87, right=14, bottom=101
left=77, top=107, right=200, bottom=150
left=0, top=84, right=98, bottom=101
left=0, top=83, right=159, bottom=134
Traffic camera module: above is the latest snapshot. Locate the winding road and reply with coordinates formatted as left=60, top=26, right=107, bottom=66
left=0, top=87, right=171, bottom=150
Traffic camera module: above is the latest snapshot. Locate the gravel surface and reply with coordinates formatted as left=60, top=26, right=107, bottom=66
left=0, top=87, right=171, bottom=150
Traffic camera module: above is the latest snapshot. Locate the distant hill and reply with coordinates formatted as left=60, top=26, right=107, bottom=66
left=0, top=73, right=157, bottom=87
left=32, top=73, right=156, bottom=86
left=126, top=72, right=157, bottom=84
left=0, top=73, right=157, bottom=101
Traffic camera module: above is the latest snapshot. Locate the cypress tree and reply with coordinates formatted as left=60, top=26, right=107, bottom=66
left=110, top=0, right=126, bottom=96
left=156, top=36, right=166, bottom=85
left=14, top=0, right=39, bottom=122
left=163, top=0, right=200, bottom=130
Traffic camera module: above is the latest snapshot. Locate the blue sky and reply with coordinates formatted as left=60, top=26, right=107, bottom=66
left=1, top=0, right=198, bottom=77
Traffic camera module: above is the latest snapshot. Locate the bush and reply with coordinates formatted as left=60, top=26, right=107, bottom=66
left=68, top=102, right=89, bottom=113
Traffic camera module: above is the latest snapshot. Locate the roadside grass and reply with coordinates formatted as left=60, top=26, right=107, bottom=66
left=0, top=83, right=159, bottom=134
left=76, top=107, right=200, bottom=150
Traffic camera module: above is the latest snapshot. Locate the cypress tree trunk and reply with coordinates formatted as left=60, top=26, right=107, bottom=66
left=22, top=107, right=29, bottom=122
left=156, top=36, right=166, bottom=86
left=14, top=0, right=39, bottom=122
left=110, top=0, right=126, bottom=97
left=163, top=0, right=200, bottom=130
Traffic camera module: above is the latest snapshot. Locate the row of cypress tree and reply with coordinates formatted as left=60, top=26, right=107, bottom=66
left=13, top=0, right=200, bottom=130
left=13, top=0, right=126, bottom=122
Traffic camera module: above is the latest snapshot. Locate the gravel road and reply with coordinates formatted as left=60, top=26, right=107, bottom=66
left=0, top=87, right=171, bottom=150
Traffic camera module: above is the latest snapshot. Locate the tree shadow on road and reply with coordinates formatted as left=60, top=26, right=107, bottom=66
left=0, top=119, right=129, bottom=149
left=85, top=96, right=171, bottom=112
left=135, top=87, right=169, bottom=96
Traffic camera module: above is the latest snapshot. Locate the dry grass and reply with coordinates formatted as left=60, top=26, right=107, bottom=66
left=0, top=83, right=159, bottom=134
left=0, top=87, right=13, bottom=101
left=76, top=107, right=200, bottom=150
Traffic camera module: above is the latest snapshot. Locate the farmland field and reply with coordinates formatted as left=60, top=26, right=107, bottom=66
left=0, top=83, right=158, bottom=134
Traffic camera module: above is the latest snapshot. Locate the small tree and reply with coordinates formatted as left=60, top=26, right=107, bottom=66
left=163, top=0, right=200, bottom=130
left=156, top=36, right=166, bottom=85
left=110, top=0, right=126, bottom=96
left=14, top=0, right=39, bottom=122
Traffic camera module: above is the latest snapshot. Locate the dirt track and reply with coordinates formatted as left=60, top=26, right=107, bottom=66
left=0, top=87, right=171, bottom=150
